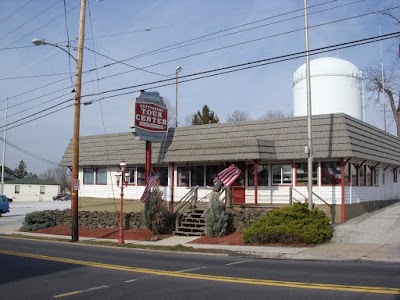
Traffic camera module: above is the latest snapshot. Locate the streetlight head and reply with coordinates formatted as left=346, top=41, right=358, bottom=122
left=119, top=161, right=127, bottom=172
left=32, top=38, right=46, bottom=46
left=176, top=66, right=182, bottom=72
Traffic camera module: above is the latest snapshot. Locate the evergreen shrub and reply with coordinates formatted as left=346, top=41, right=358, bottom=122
left=242, top=203, right=332, bottom=245
left=20, top=211, right=56, bottom=232
left=142, top=188, right=175, bottom=235
left=204, top=194, right=229, bottom=237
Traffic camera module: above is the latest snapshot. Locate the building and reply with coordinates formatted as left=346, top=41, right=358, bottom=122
left=0, top=165, right=16, bottom=182
left=4, top=177, right=60, bottom=202
left=61, top=113, right=400, bottom=223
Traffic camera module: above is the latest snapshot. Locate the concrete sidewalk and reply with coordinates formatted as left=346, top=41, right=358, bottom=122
left=1, top=202, right=399, bottom=263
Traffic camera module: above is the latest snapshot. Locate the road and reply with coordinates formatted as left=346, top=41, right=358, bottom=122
left=0, top=237, right=399, bottom=299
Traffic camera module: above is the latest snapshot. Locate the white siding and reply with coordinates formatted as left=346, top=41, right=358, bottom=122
left=4, top=184, right=60, bottom=202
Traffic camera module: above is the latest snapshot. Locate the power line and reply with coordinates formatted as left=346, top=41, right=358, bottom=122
left=0, top=0, right=62, bottom=44
left=0, top=1, right=390, bottom=111
left=0, top=0, right=342, bottom=85
left=0, top=0, right=33, bottom=25
left=0, top=136, right=64, bottom=166
left=3, top=2, right=80, bottom=49
left=1, top=30, right=398, bottom=133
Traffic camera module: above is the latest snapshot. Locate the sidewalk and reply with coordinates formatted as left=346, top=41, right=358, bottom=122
left=2, top=202, right=400, bottom=263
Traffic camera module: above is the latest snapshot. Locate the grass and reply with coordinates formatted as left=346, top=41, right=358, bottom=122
left=77, top=197, right=144, bottom=213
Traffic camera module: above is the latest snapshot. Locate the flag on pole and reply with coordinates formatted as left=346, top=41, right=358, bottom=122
left=140, top=172, right=159, bottom=203
left=218, top=164, right=241, bottom=187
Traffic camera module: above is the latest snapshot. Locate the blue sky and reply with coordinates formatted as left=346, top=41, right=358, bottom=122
left=0, top=0, right=398, bottom=174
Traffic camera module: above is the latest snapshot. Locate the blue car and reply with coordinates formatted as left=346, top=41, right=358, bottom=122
left=0, top=195, right=10, bottom=217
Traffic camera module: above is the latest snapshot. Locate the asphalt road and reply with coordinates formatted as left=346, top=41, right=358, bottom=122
left=0, top=237, right=399, bottom=299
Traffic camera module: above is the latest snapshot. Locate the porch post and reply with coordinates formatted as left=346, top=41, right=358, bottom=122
left=254, top=159, right=259, bottom=206
left=341, top=158, right=346, bottom=223
left=170, top=162, right=174, bottom=212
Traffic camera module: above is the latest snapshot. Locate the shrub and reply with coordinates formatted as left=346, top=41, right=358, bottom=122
left=20, top=211, right=56, bottom=232
left=204, top=193, right=229, bottom=237
left=242, top=203, right=332, bottom=245
left=142, top=188, right=175, bottom=235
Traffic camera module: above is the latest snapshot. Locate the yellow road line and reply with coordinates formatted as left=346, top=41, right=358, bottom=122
left=1, top=250, right=399, bottom=295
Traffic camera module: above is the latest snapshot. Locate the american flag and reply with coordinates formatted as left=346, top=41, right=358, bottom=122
left=218, top=164, right=241, bottom=187
left=140, top=172, right=159, bottom=203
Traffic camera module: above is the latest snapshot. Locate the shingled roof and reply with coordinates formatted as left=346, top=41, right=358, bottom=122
left=61, top=113, right=400, bottom=167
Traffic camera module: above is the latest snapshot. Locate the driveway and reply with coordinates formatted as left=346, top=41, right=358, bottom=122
left=0, top=201, right=71, bottom=233
left=331, top=202, right=400, bottom=244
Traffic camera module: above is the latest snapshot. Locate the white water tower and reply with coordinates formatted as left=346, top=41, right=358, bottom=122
left=293, top=57, right=363, bottom=120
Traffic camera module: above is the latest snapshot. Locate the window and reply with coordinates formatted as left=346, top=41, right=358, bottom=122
left=351, top=164, right=358, bottom=186
left=248, top=164, right=268, bottom=186
left=321, top=162, right=341, bottom=185
left=394, top=168, right=398, bottom=183
left=359, top=165, right=366, bottom=186
left=344, top=162, right=351, bottom=186
left=366, top=166, right=372, bottom=186
left=272, top=164, right=292, bottom=184
left=153, top=167, right=168, bottom=186
left=126, top=168, right=135, bottom=184
left=96, top=168, right=107, bottom=185
left=83, top=168, right=94, bottom=184
left=137, top=167, right=145, bottom=186
left=15, top=185, right=20, bottom=194
left=192, top=166, right=205, bottom=186
left=373, top=167, right=379, bottom=186
left=295, top=162, right=317, bottom=186
left=40, top=186, right=45, bottom=194
left=205, top=165, right=224, bottom=187
left=177, top=166, right=189, bottom=186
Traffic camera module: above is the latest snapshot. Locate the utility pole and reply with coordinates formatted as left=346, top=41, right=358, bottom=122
left=1, top=98, right=8, bottom=195
left=304, top=0, right=313, bottom=210
left=71, top=0, right=87, bottom=242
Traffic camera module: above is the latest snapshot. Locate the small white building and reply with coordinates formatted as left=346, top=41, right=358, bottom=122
left=4, top=177, right=60, bottom=202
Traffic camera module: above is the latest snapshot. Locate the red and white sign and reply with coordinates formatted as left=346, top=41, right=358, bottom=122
left=135, top=102, right=168, bottom=132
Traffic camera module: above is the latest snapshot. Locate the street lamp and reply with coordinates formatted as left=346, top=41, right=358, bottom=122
left=32, top=39, right=78, bottom=63
left=115, top=161, right=129, bottom=244
left=175, top=66, right=182, bottom=127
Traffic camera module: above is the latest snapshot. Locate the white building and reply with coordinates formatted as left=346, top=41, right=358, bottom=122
left=4, top=177, right=60, bottom=202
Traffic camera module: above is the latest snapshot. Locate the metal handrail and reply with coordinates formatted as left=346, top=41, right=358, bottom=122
left=289, top=186, right=331, bottom=207
left=173, top=185, right=199, bottom=213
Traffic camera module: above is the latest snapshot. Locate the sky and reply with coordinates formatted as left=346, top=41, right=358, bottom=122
left=0, top=0, right=399, bottom=175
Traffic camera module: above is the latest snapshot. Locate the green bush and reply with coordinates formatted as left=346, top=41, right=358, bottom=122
left=20, top=211, right=56, bottom=232
left=142, top=188, right=175, bottom=235
left=242, top=203, right=332, bottom=245
left=204, top=193, right=229, bottom=237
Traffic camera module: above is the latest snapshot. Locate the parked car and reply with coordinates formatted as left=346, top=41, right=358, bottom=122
left=53, top=193, right=71, bottom=201
left=0, top=195, right=10, bottom=217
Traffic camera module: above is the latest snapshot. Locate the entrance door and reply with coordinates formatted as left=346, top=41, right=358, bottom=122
left=232, top=186, right=245, bottom=204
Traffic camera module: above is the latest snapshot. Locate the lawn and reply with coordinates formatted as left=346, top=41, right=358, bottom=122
left=77, top=197, right=145, bottom=213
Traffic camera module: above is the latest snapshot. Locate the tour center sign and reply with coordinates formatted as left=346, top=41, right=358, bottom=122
left=129, top=90, right=168, bottom=142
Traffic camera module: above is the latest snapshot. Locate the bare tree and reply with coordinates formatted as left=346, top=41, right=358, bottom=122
left=225, top=110, right=252, bottom=123
left=40, top=166, right=71, bottom=192
left=182, top=113, right=195, bottom=126
left=162, top=97, right=177, bottom=128
left=364, top=12, right=400, bottom=138
left=259, top=110, right=290, bottom=120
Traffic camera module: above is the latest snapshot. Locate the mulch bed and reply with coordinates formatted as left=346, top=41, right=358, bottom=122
left=33, top=226, right=246, bottom=245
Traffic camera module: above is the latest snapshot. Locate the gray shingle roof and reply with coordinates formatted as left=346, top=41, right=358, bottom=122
left=61, top=113, right=400, bottom=167
left=6, top=177, right=59, bottom=185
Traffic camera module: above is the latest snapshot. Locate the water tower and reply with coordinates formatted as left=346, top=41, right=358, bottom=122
left=293, top=57, right=363, bottom=120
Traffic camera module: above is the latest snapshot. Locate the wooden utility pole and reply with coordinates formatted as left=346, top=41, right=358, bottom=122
left=71, top=0, right=87, bottom=242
